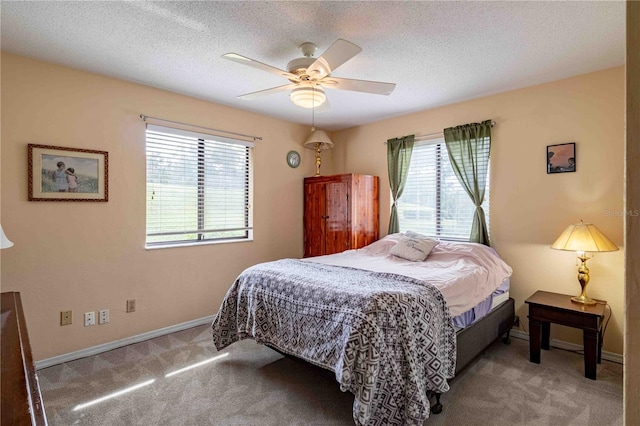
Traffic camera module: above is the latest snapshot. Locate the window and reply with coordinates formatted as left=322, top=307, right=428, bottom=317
left=396, top=138, right=489, bottom=240
left=145, top=124, right=253, bottom=247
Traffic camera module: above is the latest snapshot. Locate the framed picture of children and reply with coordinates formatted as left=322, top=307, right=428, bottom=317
left=547, top=142, right=576, bottom=174
left=28, top=144, right=109, bottom=201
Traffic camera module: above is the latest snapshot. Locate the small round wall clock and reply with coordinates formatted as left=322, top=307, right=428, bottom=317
left=286, top=150, right=301, bottom=168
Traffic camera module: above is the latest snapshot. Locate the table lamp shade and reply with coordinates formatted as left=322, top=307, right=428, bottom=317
left=303, top=130, right=334, bottom=151
left=551, top=221, right=618, bottom=253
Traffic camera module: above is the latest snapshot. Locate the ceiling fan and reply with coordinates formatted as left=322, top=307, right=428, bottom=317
left=222, top=39, right=396, bottom=109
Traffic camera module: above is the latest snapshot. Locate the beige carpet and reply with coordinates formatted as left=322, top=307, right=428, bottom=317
left=38, top=325, right=622, bottom=425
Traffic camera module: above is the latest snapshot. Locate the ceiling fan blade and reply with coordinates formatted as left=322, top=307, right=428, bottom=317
left=307, top=39, right=362, bottom=79
left=222, top=53, right=299, bottom=81
left=321, top=77, right=396, bottom=95
left=237, top=83, right=299, bottom=100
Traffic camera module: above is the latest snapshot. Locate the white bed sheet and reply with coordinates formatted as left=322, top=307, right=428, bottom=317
left=304, top=233, right=513, bottom=317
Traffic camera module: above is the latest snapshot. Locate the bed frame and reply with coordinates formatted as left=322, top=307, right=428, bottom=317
left=429, top=297, right=516, bottom=414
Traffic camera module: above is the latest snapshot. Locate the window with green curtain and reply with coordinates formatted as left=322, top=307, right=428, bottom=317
left=145, top=124, right=254, bottom=247
left=396, top=138, right=490, bottom=240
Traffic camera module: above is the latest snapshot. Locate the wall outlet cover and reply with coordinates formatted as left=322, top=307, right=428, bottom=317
left=84, top=311, right=96, bottom=327
left=60, top=310, right=72, bottom=326
left=99, top=309, right=109, bottom=325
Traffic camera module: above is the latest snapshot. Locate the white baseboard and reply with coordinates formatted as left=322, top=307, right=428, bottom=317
left=35, top=319, right=624, bottom=369
left=510, top=329, right=624, bottom=364
left=35, top=315, right=215, bottom=370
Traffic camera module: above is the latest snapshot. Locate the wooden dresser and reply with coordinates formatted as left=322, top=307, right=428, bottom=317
left=1, top=292, right=48, bottom=425
left=304, top=174, right=379, bottom=257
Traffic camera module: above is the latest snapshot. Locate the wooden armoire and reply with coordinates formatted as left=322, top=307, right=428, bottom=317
left=304, top=174, right=379, bottom=257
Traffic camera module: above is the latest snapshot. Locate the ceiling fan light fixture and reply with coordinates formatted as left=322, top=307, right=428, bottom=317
left=290, top=86, right=326, bottom=108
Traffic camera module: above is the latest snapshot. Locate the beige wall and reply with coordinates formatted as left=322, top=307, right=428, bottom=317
left=0, top=53, right=325, bottom=360
left=332, top=67, right=626, bottom=354
left=625, top=1, right=639, bottom=422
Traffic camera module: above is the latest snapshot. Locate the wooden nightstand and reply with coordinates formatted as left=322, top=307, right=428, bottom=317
left=525, top=290, right=606, bottom=380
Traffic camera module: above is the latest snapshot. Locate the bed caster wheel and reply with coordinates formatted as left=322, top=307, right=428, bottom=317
left=430, top=392, right=443, bottom=414
left=502, top=336, right=511, bottom=345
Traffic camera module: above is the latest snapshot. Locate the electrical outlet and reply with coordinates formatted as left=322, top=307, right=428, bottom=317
left=99, top=309, right=109, bottom=325
left=60, top=310, right=72, bottom=326
left=84, top=311, right=96, bottom=327
left=126, top=299, right=136, bottom=313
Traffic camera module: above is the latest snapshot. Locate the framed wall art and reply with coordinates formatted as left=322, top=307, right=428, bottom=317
left=28, top=144, right=109, bottom=201
left=547, top=142, right=576, bottom=174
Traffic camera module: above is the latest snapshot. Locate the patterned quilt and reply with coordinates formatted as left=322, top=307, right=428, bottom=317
left=211, top=259, right=456, bottom=425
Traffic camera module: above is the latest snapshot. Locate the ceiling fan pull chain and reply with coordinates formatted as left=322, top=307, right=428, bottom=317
left=311, top=87, right=316, bottom=131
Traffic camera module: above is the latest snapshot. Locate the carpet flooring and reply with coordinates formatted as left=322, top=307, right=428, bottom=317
left=38, top=324, right=622, bottom=425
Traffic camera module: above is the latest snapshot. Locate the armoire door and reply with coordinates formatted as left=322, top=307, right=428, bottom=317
left=324, top=181, right=349, bottom=255
left=304, top=181, right=326, bottom=257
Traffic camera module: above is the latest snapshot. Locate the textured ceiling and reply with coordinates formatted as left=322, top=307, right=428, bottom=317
left=0, top=1, right=625, bottom=131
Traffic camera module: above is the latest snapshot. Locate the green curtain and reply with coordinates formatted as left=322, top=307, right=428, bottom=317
left=443, top=120, right=492, bottom=246
left=386, top=135, right=415, bottom=234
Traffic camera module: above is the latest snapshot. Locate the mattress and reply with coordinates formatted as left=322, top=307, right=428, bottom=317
left=452, top=278, right=510, bottom=330
left=491, top=286, right=511, bottom=310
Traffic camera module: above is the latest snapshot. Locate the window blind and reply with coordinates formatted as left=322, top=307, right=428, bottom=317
left=145, top=124, right=253, bottom=247
left=397, top=138, right=490, bottom=240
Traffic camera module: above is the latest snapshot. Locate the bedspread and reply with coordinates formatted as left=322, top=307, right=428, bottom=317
left=211, top=259, right=456, bottom=425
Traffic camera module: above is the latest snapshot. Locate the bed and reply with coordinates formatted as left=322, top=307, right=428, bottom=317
left=211, top=233, right=514, bottom=425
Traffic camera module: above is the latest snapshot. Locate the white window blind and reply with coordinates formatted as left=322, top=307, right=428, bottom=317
left=397, top=138, right=489, bottom=240
left=145, top=124, right=253, bottom=247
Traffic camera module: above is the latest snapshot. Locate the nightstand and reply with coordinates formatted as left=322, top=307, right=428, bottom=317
left=525, top=290, right=606, bottom=380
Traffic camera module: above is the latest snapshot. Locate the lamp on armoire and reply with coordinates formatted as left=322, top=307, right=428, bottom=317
left=550, top=220, right=618, bottom=305
left=304, top=130, right=333, bottom=176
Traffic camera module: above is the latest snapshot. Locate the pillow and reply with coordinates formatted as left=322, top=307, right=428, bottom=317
left=405, top=230, right=429, bottom=239
left=390, top=235, right=439, bottom=262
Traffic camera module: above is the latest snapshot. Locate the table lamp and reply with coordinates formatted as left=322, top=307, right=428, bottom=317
left=304, top=130, right=333, bottom=176
left=550, top=220, right=618, bottom=305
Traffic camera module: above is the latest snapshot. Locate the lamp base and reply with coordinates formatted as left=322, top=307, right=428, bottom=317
left=570, top=253, right=596, bottom=305
left=571, top=295, right=597, bottom=305
left=314, top=144, right=321, bottom=176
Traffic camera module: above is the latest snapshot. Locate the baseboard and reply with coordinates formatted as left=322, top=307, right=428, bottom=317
left=35, top=315, right=215, bottom=370
left=35, top=319, right=624, bottom=369
left=510, top=329, right=624, bottom=364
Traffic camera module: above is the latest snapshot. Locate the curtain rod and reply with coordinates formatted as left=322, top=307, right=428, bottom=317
left=384, top=121, right=495, bottom=144
left=140, top=114, right=263, bottom=141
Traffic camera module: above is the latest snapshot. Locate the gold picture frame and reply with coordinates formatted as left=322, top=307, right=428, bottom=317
left=28, top=144, right=109, bottom=202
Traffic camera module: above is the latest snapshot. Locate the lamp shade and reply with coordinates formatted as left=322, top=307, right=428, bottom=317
left=290, top=86, right=326, bottom=109
left=303, top=130, right=334, bottom=151
left=0, top=225, right=14, bottom=249
left=551, top=220, right=618, bottom=252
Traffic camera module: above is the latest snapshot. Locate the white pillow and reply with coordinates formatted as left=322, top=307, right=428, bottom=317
left=405, top=230, right=429, bottom=239
left=390, top=235, right=439, bottom=262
